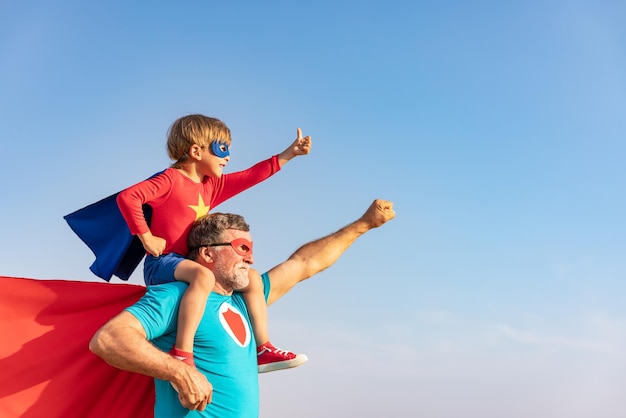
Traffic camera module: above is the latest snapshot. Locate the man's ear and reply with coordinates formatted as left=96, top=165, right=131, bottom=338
left=198, top=247, right=214, bottom=264
left=188, top=144, right=203, bottom=161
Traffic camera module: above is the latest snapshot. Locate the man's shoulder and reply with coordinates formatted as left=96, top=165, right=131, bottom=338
left=126, top=282, right=187, bottom=334
left=142, top=281, right=187, bottom=303
left=147, top=281, right=187, bottom=294
left=259, top=271, right=270, bottom=301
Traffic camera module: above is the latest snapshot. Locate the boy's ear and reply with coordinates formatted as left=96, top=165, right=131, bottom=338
left=188, top=144, right=203, bottom=161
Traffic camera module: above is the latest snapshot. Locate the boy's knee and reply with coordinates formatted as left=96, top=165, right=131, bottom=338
left=243, top=269, right=263, bottom=292
left=201, top=268, right=216, bottom=282
left=191, top=268, right=215, bottom=292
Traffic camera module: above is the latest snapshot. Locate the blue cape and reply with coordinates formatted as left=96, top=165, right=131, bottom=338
left=64, top=193, right=153, bottom=281
left=64, top=172, right=163, bottom=281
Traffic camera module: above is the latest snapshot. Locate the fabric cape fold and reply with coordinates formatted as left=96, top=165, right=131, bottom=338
left=0, top=276, right=154, bottom=418
left=63, top=192, right=153, bottom=282
left=63, top=171, right=163, bottom=282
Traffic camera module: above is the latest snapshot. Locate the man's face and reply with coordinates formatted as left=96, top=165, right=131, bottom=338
left=210, top=229, right=254, bottom=291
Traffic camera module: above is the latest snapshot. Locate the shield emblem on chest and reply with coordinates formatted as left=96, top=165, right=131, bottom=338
left=218, top=302, right=251, bottom=347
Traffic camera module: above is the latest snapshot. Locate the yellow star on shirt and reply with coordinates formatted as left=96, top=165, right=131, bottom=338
left=188, top=194, right=211, bottom=220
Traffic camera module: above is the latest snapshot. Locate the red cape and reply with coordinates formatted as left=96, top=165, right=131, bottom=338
left=0, top=276, right=154, bottom=418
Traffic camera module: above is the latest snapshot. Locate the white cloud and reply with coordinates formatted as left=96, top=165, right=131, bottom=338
left=260, top=309, right=626, bottom=417
left=497, top=323, right=616, bottom=354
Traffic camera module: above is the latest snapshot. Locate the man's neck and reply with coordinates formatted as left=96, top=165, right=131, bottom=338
left=212, top=282, right=233, bottom=296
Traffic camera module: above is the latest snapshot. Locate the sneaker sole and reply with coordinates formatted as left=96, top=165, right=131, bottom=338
left=258, top=354, right=308, bottom=373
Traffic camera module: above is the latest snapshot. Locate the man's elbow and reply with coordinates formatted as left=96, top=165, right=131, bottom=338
left=89, top=326, right=112, bottom=359
left=302, top=258, right=328, bottom=280
left=286, top=254, right=324, bottom=281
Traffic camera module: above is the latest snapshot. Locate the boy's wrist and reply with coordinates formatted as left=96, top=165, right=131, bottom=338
left=277, top=149, right=296, bottom=166
left=137, top=231, right=153, bottom=244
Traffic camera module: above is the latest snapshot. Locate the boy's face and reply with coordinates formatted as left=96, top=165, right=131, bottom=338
left=200, top=142, right=230, bottom=178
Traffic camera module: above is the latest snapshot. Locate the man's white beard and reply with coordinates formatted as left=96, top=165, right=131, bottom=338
left=230, top=263, right=250, bottom=290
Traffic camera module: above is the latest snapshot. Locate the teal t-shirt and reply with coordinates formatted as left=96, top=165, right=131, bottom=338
left=126, top=273, right=271, bottom=418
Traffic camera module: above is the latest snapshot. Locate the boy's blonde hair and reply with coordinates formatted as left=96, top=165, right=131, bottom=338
left=167, top=114, right=232, bottom=166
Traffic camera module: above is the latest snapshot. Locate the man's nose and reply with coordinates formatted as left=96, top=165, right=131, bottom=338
left=244, top=253, right=254, bottom=264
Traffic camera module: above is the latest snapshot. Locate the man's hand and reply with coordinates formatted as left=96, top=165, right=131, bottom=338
left=90, top=312, right=212, bottom=410
left=172, top=364, right=214, bottom=411
left=361, top=199, right=395, bottom=229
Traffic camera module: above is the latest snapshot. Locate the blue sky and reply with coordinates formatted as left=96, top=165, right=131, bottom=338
left=2, top=1, right=625, bottom=417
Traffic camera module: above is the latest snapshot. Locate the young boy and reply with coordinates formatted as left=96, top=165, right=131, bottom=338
left=116, top=114, right=310, bottom=372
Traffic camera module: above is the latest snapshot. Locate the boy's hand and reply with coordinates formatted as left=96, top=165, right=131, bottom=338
left=138, top=231, right=167, bottom=257
left=292, top=128, right=312, bottom=156
left=278, top=128, right=312, bottom=166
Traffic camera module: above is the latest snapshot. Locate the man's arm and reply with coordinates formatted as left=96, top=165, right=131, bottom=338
left=89, top=311, right=213, bottom=411
left=266, top=199, right=395, bottom=305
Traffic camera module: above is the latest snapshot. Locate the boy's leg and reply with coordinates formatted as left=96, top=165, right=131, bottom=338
left=241, top=268, right=269, bottom=344
left=241, top=269, right=308, bottom=373
left=172, top=259, right=216, bottom=365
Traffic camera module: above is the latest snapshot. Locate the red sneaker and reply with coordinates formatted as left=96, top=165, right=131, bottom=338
left=257, top=342, right=308, bottom=373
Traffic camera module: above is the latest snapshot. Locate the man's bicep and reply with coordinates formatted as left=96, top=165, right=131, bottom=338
left=111, top=310, right=148, bottom=337
left=266, top=259, right=306, bottom=306
left=90, top=310, right=147, bottom=358
left=95, top=310, right=148, bottom=346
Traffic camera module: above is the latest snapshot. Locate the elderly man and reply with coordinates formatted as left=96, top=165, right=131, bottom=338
left=90, top=199, right=395, bottom=417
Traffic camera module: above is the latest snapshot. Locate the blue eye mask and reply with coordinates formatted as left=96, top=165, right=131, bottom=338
left=211, top=141, right=230, bottom=158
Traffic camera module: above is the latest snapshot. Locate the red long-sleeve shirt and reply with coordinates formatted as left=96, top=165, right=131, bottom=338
left=117, top=155, right=280, bottom=256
